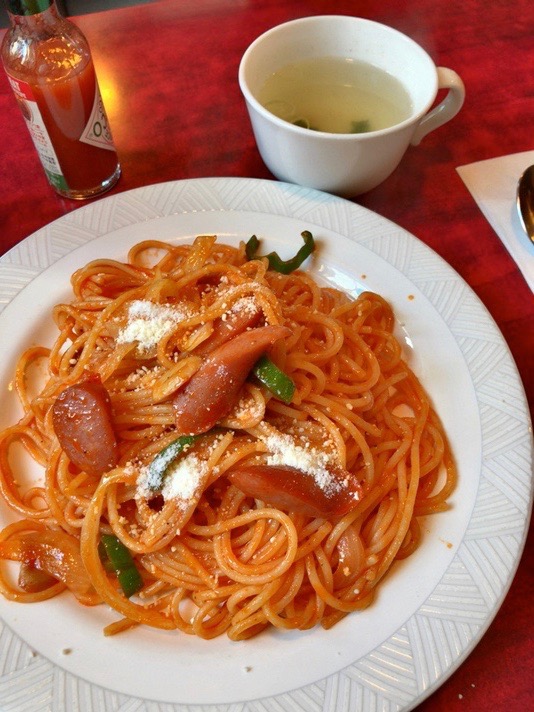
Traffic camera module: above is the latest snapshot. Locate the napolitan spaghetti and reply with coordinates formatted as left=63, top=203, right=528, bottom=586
left=0, top=234, right=456, bottom=640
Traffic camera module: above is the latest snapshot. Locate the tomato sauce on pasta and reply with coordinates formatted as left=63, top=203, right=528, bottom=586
left=0, top=235, right=456, bottom=640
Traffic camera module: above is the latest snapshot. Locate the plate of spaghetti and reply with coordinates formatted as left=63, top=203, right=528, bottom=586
left=0, top=178, right=531, bottom=712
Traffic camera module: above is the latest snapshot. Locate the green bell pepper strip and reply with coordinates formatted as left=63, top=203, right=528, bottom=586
left=252, top=355, right=295, bottom=403
left=146, top=435, right=198, bottom=492
left=100, top=534, right=143, bottom=598
left=98, top=540, right=115, bottom=572
left=116, top=567, right=143, bottom=599
left=245, top=230, right=315, bottom=274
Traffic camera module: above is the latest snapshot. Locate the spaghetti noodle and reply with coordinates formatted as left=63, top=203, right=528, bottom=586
left=0, top=235, right=456, bottom=640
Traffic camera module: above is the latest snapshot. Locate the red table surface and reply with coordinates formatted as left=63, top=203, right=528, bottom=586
left=0, top=0, right=532, bottom=709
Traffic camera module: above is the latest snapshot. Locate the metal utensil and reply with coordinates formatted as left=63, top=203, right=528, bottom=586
left=517, top=164, right=534, bottom=242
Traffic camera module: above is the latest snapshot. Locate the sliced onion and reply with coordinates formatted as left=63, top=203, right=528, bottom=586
left=18, top=561, right=59, bottom=593
left=0, top=529, right=93, bottom=598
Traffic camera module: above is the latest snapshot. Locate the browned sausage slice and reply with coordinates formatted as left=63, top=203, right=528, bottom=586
left=228, top=464, right=361, bottom=518
left=173, top=325, right=290, bottom=435
left=52, top=377, right=118, bottom=475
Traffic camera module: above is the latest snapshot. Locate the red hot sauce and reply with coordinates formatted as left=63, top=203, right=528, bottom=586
left=1, top=0, right=120, bottom=199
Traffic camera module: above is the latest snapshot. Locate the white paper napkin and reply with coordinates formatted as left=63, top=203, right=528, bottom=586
left=457, top=150, right=534, bottom=292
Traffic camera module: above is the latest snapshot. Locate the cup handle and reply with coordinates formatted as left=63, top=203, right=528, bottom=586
left=410, top=67, right=465, bottom=146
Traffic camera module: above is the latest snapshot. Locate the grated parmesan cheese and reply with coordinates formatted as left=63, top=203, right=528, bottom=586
left=162, top=454, right=207, bottom=502
left=136, top=452, right=207, bottom=508
left=117, top=300, right=192, bottom=352
left=264, top=433, right=343, bottom=498
left=229, top=296, right=258, bottom=316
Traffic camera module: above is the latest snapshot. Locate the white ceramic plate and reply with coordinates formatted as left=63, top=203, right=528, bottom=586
left=0, top=178, right=531, bottom=712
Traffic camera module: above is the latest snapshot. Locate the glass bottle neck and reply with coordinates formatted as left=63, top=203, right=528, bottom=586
left=6, top=1, right=54, bottom=16
left=5, top=0, right=62, bottom=36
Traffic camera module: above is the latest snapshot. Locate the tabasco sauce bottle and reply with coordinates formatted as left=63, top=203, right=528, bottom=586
left=1, top=0, right=121, bottom=199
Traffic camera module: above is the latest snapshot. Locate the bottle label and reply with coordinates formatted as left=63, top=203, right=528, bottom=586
left=6, top=74, right=69, bottom=193
left=79, top=84, right=116, bottom=151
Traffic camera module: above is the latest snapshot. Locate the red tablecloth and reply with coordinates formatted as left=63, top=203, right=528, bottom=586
left=0, top=1, right=532, bottom=709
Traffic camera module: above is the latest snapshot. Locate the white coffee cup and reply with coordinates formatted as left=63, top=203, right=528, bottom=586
left=238, top=15, right=465, bottom=197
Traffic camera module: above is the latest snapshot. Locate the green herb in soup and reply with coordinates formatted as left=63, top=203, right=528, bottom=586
left=350, top=119, right=371, bottom=133
left=258, top=56, right=412, bottom=134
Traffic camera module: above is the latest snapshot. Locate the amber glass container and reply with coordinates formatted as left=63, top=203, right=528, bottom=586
left=1, top=0, right=121, bottom=199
